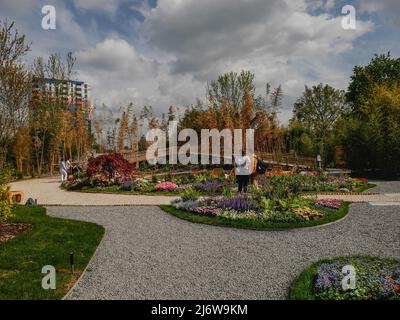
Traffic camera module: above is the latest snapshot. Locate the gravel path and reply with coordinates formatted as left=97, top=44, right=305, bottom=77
left=10, top=178, right=178, bottom=206
left=48, top=201, right=400, bottom=300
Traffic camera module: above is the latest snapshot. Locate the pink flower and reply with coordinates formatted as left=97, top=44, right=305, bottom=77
left=314, top=199, right=343, bottom=209
left=154, top=182, right=179, bottom=192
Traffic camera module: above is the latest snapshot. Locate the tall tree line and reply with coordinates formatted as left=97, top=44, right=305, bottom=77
left=1, top=21, right=92, bottom=177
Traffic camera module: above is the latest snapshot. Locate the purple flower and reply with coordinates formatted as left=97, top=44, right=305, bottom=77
left=120, top=181, right=133, bottom=191
left=189, top=206, right=221, bottom=216
left=313, top=262, right=344, bottom=293
left=195, top=181, right=224, bottom=194
left=314, top=199, right=343, bottom=209
left=216, top=197, right=257, bottom=212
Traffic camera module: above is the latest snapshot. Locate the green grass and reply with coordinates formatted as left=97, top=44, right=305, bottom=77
left=0, top=206, right=104, bottom=300
left=160, top=202, right=350, bottom=231
left=354, top=183, right=377, bottom=193
left=289, top=256, right=400, bottom=300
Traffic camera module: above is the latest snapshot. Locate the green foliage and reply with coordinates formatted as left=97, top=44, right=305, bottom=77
left=291, top=83, right=349, bottom=164
left=208, top=70, right=256, bottom=109
left=0, top=161, right=13, bottom=221
left=262, top=175, right=305, bottom=199
left=0, top=200, right=13, bottom=221
left=339, top=83, right=400, bottom=174
left=347, top=53, right=400, bottom=112
left=180, top=189, right=200, bottom=202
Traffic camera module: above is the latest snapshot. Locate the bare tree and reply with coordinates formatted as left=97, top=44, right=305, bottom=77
left=0, top=20, right=32, bottom=160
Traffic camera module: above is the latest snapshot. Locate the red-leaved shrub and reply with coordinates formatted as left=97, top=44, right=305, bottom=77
left=86, top=153, right=134, bottom=179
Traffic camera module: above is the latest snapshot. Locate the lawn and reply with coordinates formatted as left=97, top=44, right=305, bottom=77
left=160, top=202, right=350, bottom=230
left=0, top=206, right=104, bottom=300
left=354, top=183, right=377, bottom=193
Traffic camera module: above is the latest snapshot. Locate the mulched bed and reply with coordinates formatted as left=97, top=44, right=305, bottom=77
left=0, top=223, right=32, bottom=243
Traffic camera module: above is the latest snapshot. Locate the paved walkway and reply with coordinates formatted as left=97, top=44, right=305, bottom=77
left=10, top=178, right=178, bottom=206
left=315, top=181, right=400, bottom=203
left=10, top=178, right=400, bottom=206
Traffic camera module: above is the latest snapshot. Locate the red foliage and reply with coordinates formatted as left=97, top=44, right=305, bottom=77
left=354, top=177, right=369, bottom=184
left=86, top=153, right=135, bottom=179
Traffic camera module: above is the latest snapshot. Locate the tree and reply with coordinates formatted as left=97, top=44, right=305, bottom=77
left=339, top=84, right=400, bottom=174
left=117, top=111, right=129, bottom=151
left=292, top=83, right=349, bottom=165
left=347, top=53, right=400, bottom=112
left=13, top=127, right=31, bottom=178
left=208, top=70, right=255, bottom=112
left=0, top=20, right=31, bottom=160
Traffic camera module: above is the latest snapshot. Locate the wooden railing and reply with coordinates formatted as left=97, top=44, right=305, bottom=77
left=119, top=149, right=316, bottom=169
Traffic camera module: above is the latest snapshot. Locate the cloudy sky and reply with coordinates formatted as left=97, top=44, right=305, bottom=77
left=1, top=0, right=399, bottom=122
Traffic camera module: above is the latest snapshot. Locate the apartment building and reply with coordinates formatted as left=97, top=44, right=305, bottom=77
left=32, top=78, right=92, bottom=127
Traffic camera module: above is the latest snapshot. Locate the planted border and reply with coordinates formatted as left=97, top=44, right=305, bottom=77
left=160, top=202, right=350, bottom=230
left=290, top=256, right=400, bottom=300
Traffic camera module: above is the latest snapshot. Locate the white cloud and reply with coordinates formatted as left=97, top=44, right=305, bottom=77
left=359, top=0, right=400, bottom=26
left=140, top=0, right=373, bottom=121
left=76, top=37, right=203, bottom=113
left=1, top=0, right=377, bottom=124
left=73, top=0, right=119, bottom=14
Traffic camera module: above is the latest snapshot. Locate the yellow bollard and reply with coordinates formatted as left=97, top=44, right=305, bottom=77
left=7, top=191, right=24, bottom=205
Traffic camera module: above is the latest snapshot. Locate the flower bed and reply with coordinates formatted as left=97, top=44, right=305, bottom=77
left=154, top=182, right=179, bottom=192
left=290, top=256, right=400, bottom=300
left=62, top=160, right=371, bottom=202
left=313, top=199, right=344, bottom=210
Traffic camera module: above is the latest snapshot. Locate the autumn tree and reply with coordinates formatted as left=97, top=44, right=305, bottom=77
left=117, top=110, right=129, bottom=151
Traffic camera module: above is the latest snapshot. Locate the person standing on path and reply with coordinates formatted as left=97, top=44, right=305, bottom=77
left=61, top=159, right=68, bottom=182
left=235, top=151, right=252, bottom=193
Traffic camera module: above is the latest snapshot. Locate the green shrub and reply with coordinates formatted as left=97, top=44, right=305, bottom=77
left=0, top=162, right=13, bottom=221
left=0, top=200, right=13, bottom=222
left=180, top=189, right=200, bottom=202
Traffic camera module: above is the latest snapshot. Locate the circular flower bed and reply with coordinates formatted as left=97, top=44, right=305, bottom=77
left=290, top=256, right=400, bottom=300
left=163, top=195, right=350, bottom=230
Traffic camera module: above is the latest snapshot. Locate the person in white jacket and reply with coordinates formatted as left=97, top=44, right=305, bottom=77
left=60, top=159, right=68, bottom=182
left=234, top=151, right=252, bottom=193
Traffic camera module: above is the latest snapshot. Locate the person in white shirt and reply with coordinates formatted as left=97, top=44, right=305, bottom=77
left=61, top=159, right=68, bottom=182
left=234, top=151, right=252, bottom=193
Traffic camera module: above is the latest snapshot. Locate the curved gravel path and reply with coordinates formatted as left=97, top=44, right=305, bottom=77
left=47, top=183, right=400, bottom=299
